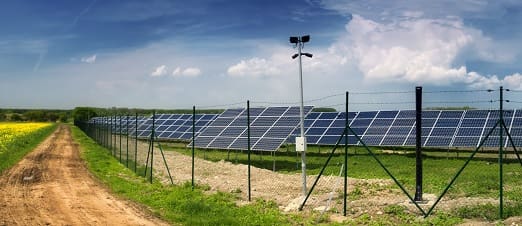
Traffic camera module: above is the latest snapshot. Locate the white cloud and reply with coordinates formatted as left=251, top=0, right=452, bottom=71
left=172, top=66, right=201, bottom=77
left=325, top=14, right=522, bottom=88
left=227, top=57, right=283, bottom=77
left=81, top=54, right=97, bottom=64
left=150, top=65, right=167, bottom=77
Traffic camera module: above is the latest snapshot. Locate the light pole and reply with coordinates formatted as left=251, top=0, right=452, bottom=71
left=290, top=35, right=312, bottom=196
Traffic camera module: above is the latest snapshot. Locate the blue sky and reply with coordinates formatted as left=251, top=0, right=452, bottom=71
left=1, top=0, right=522, bottom=110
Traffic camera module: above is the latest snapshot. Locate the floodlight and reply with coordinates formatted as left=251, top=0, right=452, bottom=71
left=302, top=53, right=313, bottom=58
left=301, top=35, right=310, bottom=43
left=289, top=36, right=299, bottom=44
left=292, top=53, right=299, bottom=59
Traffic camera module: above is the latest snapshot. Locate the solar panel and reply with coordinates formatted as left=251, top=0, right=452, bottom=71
left=132, top=114, right=218, bottom=140
left=192, top=106, right=313, bottom=151
left=292, top=109, right=522, bottom=148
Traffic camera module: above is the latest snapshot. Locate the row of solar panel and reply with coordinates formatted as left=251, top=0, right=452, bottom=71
left=288, top=110, right=522, bottom=147
left=192, top=106, right=314, bottom=151
left=89, top=109, right=522, bottom=150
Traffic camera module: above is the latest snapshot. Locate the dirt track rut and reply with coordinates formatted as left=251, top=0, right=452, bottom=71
left=0, top=125, right=167, bottom=225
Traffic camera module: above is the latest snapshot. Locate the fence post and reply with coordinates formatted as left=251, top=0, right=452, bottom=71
left=344, top=91, right=348, bottom=216
left=499, top=86, right=504, bottom=219
left=192, top=106, right=196, bottom=190
left=414, top=86, right=423, bottom=202
left=247, top=100, right=251, bottom=202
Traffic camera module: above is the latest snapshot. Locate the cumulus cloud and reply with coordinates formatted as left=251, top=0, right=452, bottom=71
left=150, top=65, right=168, bottom=77
left=227, top=57, right=282, bottom=77
left=81, top=54, right=97, bottom=64
left=172, top=66, right=201, bottom=77
left=327, top=14, right=521, bottom=88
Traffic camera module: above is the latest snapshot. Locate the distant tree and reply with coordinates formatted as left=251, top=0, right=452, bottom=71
left=72, top=107, right=97, bottom=124
left=58, top=113, right=69, bottom=123
left=10, top=113, right=23, bottom=121
left=24, top=111, right=46, bottom=122
left=47, top=112, right=60, bottom=122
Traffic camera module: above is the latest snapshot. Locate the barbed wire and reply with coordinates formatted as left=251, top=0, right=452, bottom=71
left=350, top=91, right=413, bottom=95
left=423, top=89, right=493, bottom=93
left=424, top=100, right=495, bottom=104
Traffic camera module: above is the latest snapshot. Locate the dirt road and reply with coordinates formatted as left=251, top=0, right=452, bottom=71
left=0, top=125, right=167, bottom=225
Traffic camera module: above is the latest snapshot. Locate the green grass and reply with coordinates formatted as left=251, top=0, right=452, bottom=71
left=73, top=129, right=520, bottom=224
left=167, top=145, right=522, bottom=202
left=71, top=125, right=327, bottom=225
left=0, top=123, right=57, bottom=174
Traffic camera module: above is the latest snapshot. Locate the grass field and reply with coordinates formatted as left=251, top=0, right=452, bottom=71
left=0, top=122, right=56, bottom=173
left=72, top=126, right=488, bottom=225
left=163, top=143, right=522, bottom=221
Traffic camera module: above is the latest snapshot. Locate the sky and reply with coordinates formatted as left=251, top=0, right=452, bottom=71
left=1, top=0, right=522, bottom=111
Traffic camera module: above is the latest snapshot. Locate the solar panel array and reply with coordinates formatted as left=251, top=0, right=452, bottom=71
left=89, top=109, right=522, bottom=149
left=289, top=109, right=522, bottom=148
left=192, top=106, right=313, bottom=151
left=89, top=116, right=148, bottom=135
left=134, top=114, right=219, bottom=140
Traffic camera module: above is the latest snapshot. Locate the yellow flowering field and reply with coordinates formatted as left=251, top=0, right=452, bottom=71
left=0, top=122, right=53, bottom=154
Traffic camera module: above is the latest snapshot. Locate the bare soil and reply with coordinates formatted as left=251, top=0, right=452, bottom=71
left=0, top=125, right=167, bottom=226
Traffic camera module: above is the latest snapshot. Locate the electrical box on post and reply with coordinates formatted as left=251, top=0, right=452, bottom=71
left=296, top=136, right=307, bottom=152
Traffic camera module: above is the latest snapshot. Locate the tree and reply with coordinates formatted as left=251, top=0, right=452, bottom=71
left=72, top=107, right=97, bottom=124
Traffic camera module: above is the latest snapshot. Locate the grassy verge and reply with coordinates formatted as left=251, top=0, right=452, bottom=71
left=163, top=144, right=521, bottom=222
left=71, top=126, right=323, bottom=225
left=0, top=123, right=57, bottom=174
left=167, top=145, right=522, bottom=201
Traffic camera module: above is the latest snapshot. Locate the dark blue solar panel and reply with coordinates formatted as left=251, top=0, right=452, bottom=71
left=221, top=109, right=244, bottom=117
left=464, top=110, right=488, bottom=118
left=511, top=118, right=522, bottom=127
left=229, top=137, right=260, bottom=149
left=393, top=118, right=415, bottom=126
left=435, top=119, right=459, bottom=127
left=330, top=119, right=347, bottom=127
left=208, top=137, right=237, bottom=149
left=325, top=127, right=345, bottom=135
left=387, top=127, right=412, bottom=135
left=274, top=117, right=300, bottom=127
left=357, top=111, right=378, bottom=118
left=381, top=136, right=407, bottom=146
left=307, top=127, right=327, bottom=135
left=221, top=127, right=245, bottom=136
left=430, top=127, right=457, bottom=136
left=425, top=137, right=452, bottom=146
left=252, top=138, right=285, bottom=151
left=361, top=135, right=383, bottom=145
left=422, top=111, right=440, bottom=118
left=306, top=112, right=321, bottom=119
left=460, top=119, right=486, bottom=127
left=452, top=137, right=480, bottom=147
left=312, top=120, right=333, bottom=127
left=194, top=106, right=312, bottom=151
left=365, top=127, right=388, bottom=135
left=349, top=127, right=366, bottom=136
left=318, top=112, right=339, bottom=119
left=397, top=110, right=415, bottom=118
left=510, top=128, right=522, bottom=136
left=371, top=119, right=393, bottom=126
left=456, top=128, right=483, bottom=136
left=515, top=110, right=522, bottom=118
left=265, top=127, right=294, bottom=137
left=318, top=136, right=341, bottom=145
left=260, top=107, right=288, bottom=116
left=421, top=118, right=436, bottom=127
left=351, top=119, right=372, bottom=127
left=439, top=111, right=463, bottom=118
left=376, top=111, right=398, bottom=118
